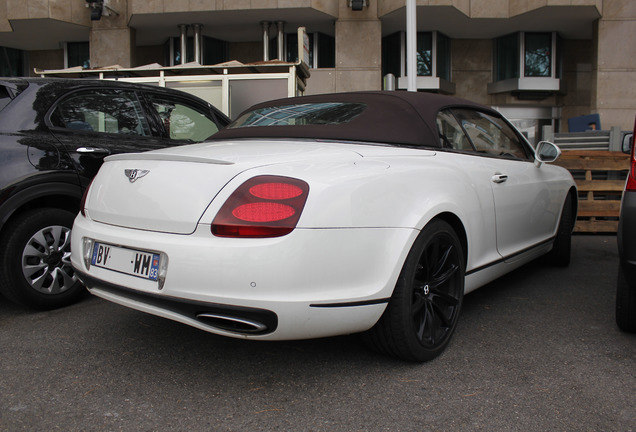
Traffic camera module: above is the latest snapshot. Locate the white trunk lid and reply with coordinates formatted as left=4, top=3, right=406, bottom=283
left=84, top=140, right=371, bottom=234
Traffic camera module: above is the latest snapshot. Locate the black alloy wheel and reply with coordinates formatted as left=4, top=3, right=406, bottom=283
left=365, top=219, right=465, bottom=362
left=0, top=208, right=86, bottom=310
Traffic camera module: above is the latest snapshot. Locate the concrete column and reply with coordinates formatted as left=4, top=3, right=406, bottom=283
left=90, top=27, right=136, bottom=68
left=261, top=21, right=271, bottom=61
left=193, top=24, right=203, bottom=64
left=276, top=21, right=285, bottom=61
left=89, top=0, right=135, bottom=68
left=179, top=24, right=188, bottom=65
left=591, top=1, right=636, bottom=130
left=334, top=2, right=382, bottom=91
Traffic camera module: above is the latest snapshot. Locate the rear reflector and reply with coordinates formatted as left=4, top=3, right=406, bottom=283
left=212, top=175, right=309, bottom=238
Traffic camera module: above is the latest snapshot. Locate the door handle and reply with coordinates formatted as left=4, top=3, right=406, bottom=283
left=491, top=174, right=508, bottom=184
left=76, top=147, right=110, bottom=155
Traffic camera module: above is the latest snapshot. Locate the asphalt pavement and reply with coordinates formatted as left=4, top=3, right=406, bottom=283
left=1, top=235, right=634, bottom=431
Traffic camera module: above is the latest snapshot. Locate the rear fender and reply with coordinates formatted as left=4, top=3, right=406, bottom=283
left=199, top=160, right=493, bottom=274
left=0, top=177, right=83, bottom=231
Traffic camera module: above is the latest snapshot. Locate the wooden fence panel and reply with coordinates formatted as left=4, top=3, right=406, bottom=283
left=553, top=150, right=630, bottom=233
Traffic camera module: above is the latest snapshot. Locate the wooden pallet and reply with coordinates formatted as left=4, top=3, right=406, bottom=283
left=554, top=150, right=630, bottom=233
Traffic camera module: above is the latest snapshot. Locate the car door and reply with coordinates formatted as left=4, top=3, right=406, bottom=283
left=439, top=108, right=563, bottom=258
left=47, top=87, right=171, bottom=180
left=454, top=108, right=563, bottom=258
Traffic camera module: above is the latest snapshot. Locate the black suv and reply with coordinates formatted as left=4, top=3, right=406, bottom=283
left=0, top=78, right=230, bottom=309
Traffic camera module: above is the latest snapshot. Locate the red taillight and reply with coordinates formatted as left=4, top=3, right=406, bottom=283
left=212, top=176, right=309, bottom=238
left=627, top=118, right=636, bottom=192
left=249, top=182, right=304, bottom=200
left=232, top=203, right=296, bottom=222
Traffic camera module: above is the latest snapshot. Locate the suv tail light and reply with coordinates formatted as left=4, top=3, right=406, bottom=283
left=212, top=176, right=309, bottom=238
left=627, top=117, right=636, bottom=192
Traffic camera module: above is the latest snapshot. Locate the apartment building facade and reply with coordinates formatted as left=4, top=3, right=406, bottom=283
left=0, top=0, right=634, bottom=138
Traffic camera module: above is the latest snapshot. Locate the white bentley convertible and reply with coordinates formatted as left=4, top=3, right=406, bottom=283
left=71, top=91, right=577, bottom=362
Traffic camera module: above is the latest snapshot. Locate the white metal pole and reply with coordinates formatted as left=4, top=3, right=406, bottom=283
left=406, top=0, right=417, bottom=92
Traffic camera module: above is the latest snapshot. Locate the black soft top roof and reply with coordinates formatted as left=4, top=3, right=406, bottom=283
left=209, top=91, right=493, bottom=147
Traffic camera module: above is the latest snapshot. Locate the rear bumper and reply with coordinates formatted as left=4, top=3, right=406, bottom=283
left=79, top=271, right=389, bottom=341
left=77, top=269, right=280, bottom=335
left=71, top=214, right=418, bottom=340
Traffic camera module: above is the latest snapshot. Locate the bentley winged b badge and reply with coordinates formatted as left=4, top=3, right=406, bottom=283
left=125, top=169, right=150, bottom=183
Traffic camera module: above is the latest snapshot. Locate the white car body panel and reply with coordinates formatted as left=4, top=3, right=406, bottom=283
left=486, top=157, right=565, bottom=257
left=71, top=136, right=575, bottom=340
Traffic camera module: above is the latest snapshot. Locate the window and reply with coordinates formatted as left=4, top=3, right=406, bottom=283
left=453, top=109, right=529, bottom=160
left=316, top=33, right=335, bottom=68
left=147, top=96, right=221, bottom=142
left=285, top=32, right=312, bottom=65
left=285, top=32, right=334, bottom=68
left=382, top=32, right=401, bottom=77
left=0, top=46, right=24, bottom=77
left=489, top=32, right=561, bottom=95
left=230, top=103, right=366, bottom=128
left=493, top=32, right=560, bottom=81
left=437, top=109, right=530, bottom=160
left=436, top=33, right=451, bottom=82
left=166, top=37, right=192, bottom=65
left=494, top=33, right=519, bottom=81
left=50, top=89, right=150, bottom=136
left=381, top=31, right=453, bottom=89
left=416, top=33, right=433, bottom=76
left=206, top=37, right=228, bottom=65
left=436, top=110, right=473, bottom=151
left=524, top=33, right=552, bottom=77
left=66, top=42, right=90, bottom=68
left=164, top=36, right=228, bottom=66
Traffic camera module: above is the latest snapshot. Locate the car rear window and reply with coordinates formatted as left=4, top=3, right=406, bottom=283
left=229, top=102, right=366, bottom=128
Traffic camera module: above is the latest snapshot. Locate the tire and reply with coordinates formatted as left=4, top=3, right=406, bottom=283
left=616, top=262, right=636, bottom=332
left=546, top=193, right=573, bottom=267
left=0, top=208, right=86, bottom=310
left=364, top=219, right=465, bottom=362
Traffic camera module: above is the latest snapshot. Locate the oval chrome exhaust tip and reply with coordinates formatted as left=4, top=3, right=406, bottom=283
left=196, top=313, right=268, bottom=334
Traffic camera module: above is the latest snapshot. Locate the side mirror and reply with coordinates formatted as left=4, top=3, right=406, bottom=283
left=622, top=133, right=633, bottom=154
left=534, top=141, right=561, bottom=167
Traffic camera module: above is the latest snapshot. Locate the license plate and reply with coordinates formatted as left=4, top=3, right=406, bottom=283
left=91, top=242, right=160, bottom=281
